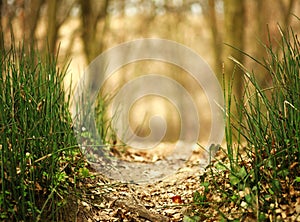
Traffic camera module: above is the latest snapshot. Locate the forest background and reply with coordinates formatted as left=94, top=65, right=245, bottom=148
left=1, top=0, right=299, bottom=143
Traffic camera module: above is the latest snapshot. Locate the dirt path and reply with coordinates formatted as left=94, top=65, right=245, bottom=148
left=72, top=146, right=300, bottom=222
left=75, top=150, right=211, bottom=222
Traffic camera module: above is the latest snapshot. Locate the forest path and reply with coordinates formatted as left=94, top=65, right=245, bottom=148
left=75, top=149, right=215, bottom=222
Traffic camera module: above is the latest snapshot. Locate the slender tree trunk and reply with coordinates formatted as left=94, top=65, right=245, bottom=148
left=80, top=0, right=110, bottom=63
left=80, top=0, right=95, bottom=62
left=223, top=0, right=246, bottom=101
left=280, top=0, right=296, bottom=30
left=207, top=0, right=223, bottom=81
left=24, top=0, right=45, bottom=46
left=47, top=0, right=58, bottom=54
left=0, top=0, right=3, bottom=48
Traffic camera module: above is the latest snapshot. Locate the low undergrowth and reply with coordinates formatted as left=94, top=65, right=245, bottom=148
left=186, top=27, right=300, bottom=221
left=0, top=42, right=84, bottom=221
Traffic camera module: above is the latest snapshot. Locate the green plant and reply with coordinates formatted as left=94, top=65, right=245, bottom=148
left=94, top=93, right=117, bottom=146
left=0, top=42, right=79, bottom=221
left=193, top=182, right=210, bottom=206
left=222, top=26, right=299, bottom=220
left=189, top=26, right=299, bottom=221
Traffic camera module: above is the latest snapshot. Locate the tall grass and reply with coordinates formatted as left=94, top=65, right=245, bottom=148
left=188, top=27, right=299, bottom=221
left=223, top=27, right=299, bottom=220
left=0, top=42, right=78, bottom=221
left=94, top=93, right=117, bottom=146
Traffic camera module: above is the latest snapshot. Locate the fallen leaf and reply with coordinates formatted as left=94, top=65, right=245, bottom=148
left=171, top=195, right=183, bottom=204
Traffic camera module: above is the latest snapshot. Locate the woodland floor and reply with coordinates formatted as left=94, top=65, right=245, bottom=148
left=71, top=148, right=300, bottom=222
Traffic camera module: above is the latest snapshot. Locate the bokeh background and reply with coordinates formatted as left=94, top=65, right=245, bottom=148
left=1, top=0, right=299, bottom=144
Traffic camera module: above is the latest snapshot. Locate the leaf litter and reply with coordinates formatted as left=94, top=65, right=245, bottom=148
left=73, top=144, right=300, bottom=221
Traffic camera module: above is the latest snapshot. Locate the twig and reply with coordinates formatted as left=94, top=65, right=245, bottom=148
left=113, top=198, right=170, bottom=222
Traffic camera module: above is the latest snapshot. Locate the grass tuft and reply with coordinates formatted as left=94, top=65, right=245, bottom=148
left=0, top=42, right=79, bottom=221
left=186, top=26, right=299, bottom=221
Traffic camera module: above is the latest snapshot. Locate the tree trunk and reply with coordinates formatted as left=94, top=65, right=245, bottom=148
left=280, top=0, right=296, bottom=30
left=24, top=0, right=45, bottom=46
left=0, top=0, right=3, bottom=48
left=47, top=0, right=58, bottom=54
left=80, top=0, right=110, bottom=63
left=207, top=0, right=223, bottom=81
left=223, top=0, right=246, bottom=101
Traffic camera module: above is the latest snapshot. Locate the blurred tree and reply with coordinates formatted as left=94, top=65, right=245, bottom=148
left=0, top=0, right=298, bottom=87
left=45, top=0, right=76, bottom=54
left=251, top=0, right=297, bottom=89
left=1, top=0, right=19, bottom=44
left=1, top=0, right=46, bottom=47
left=254, top=0, right=296, bottom=50
left=47, top=0, right=58, bottom=53
left=223, top=0, right=246, bottom=101
left=280, top=0, right=297, bottom=30
left=203, top=0, right=223, bottom=80
left=0, top=0, right=75, bottom=54
left=79, top=0, right=110, bottom=63
left=22, top=0, right=45, bottom=46
left=0, top=0, right=3, bottom=48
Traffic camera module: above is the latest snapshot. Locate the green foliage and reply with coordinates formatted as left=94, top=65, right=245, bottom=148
left=222, top=27, right=299, bottom=219
left=0, top=42, right=78, bottom=221
left=229, top=166, right=247, bottom=186
left=189, top=26, right=299, bottom=221
left=193, top=190, right=206, bottom=204
left=79, top=167, right=93, bottom=179
left=94, top=93, right=117, bottom=145
left=183, top=215, right=201, bottom=222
